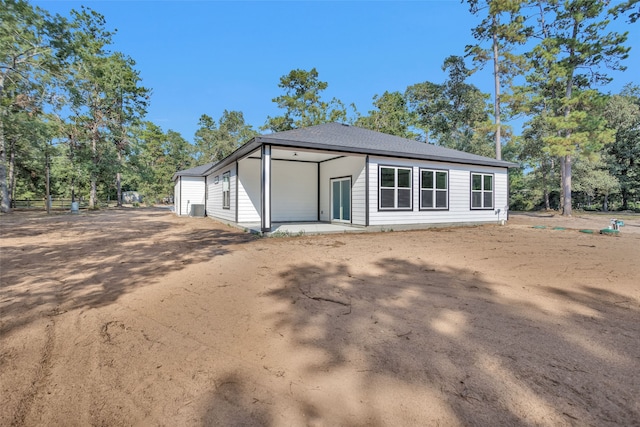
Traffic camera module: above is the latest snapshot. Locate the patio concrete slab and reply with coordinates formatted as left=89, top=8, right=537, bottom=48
left=239, top=222, right=366, bottom=235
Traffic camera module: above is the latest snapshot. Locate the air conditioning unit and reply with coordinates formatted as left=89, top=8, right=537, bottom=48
left=189, top=204, right=205, bottom=217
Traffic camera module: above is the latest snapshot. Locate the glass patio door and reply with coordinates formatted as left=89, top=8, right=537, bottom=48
left=331, top=178, right=351, bottom=222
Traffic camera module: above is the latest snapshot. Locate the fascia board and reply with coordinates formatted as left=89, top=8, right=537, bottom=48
left=255, top=136, right=517, bottom=169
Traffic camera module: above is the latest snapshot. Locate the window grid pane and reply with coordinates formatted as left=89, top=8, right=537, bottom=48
left=484, top=192, right=493, bottom=208
left=381, top=168, right=395, bottom=187
left=472, top=175, right=482, bottom=190
left=436, top=172, right=447, bottom=189
left=380, top=189, right=395, bottom=208
left=397, top=169, right=411, bottom=188
left=472, top=192, right=482, bottom=208
left=397, top=189, right=411, bottom=208
left=421, top=189, right=433, bottom=209
left=422, top=171, right=433, bottom=189
left=484, top=175, right=493, bottom=191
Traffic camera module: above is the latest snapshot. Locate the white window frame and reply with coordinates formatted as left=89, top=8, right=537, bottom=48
left=471, top=172, right=493, bottom=210
left=222, top=171, right=230, bottom=209
left=420, top=169, right=449, bottom=210
left=379, top=166, right=413, bottom=210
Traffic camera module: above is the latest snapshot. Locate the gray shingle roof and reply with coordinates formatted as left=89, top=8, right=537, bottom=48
left=172, top=162, right=215, bottom=180
left=174, top=123, right=516, bottom=178
left=257, top=123, right=516, bottom=168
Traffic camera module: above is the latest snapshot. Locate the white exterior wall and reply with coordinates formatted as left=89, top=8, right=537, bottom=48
left=174, top=179, right=181, bottom=215
left=237, top=157, right=261, bottom=223
left=319, top=156, right=366, bottom=225
left=272, top=160, right=317, bottom=222
left=206, top=164, right=236, bottom=222
left=175, top=176, right=206, bottom=216
left=368, top=156, right=509, bottom=226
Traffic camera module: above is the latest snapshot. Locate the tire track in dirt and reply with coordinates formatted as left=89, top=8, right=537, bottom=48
left=10, top=318, right=55, bottom=427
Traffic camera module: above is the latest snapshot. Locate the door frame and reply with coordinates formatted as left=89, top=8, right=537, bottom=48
left=330, top=176, right=352, bottom=223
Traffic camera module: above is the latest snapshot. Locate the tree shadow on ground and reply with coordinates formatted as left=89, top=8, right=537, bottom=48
left=0, top=209, right=256, bottom=336
left=255, top=257, right=639, bottom=426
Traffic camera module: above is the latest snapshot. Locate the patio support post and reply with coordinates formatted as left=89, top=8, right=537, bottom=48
left=261, top=144, right=272, bottom=232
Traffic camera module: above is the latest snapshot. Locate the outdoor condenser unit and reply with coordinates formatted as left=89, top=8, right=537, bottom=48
left=190, top=204, right=205, bottom=217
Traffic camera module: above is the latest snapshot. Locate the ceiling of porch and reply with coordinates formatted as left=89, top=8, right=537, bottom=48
left=245, top=147, right=351, bottom=163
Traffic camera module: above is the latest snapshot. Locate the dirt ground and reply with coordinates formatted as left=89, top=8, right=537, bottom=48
left=1, top=208, right=639, bottom=426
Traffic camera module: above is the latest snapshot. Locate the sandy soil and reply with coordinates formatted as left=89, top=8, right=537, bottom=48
left=1, top=208, right=639, bottom=426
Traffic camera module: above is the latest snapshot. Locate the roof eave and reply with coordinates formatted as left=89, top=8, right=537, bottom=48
left=255, top=136, right=517, bottom=168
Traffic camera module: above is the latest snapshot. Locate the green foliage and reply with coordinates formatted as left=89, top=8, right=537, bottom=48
left=263, top=68, right=348, bottom=132
left=355, top=91, right=419, bottom=140
left=194, top=110, right=257, bottom=163
left=406, top=56, right=496, bottom=157
left=603, top=86, right=640, bottom=209
left=510, top=0, right=630, bottom=215
left=466, top=0, right=532, bottom=160
left=124, top=122, right=195, bottom=204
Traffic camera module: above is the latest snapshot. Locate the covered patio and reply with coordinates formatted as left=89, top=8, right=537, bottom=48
left=237, top=221, right=366, bottom=236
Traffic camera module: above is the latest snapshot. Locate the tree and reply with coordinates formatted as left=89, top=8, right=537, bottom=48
left=572, top=155, right=619, bottom=211
left=519, top=114, right=558, bottom=210
left=195, top=110, right=257, bottom=163
left=103, top=52, right=149, bottom=207
left=521, top=0, right=629, bottom=216
left=466, top=0, right=532, bottom=160
left=263, top=68, right=347, bottom=132
left=165, top=130, right=194, bottom=176
left=0, top=0, right=67, bottom=212
left=62, top=7, right=116, bottom=208
left=355, top=91, right=419, bottom=140
left=407, top=56, right=496, bottom=157
left=604, top=86, right=640, bottom=210
left=127, top=121, right=171, bottom=203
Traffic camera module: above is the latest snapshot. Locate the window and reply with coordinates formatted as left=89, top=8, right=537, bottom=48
left=379, top=166, right=412, bottom=210
left=222, top=171, right=230, bottom=209
left=471, top=173, right=493, bottom=209
left=420, top=169, right=448, bottom=210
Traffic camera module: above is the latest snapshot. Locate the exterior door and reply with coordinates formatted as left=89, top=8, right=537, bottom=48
left=331, top=177, right=351, bottom=223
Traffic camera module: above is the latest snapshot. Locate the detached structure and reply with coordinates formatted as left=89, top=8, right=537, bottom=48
left=173, top=123, right=515, bottom=232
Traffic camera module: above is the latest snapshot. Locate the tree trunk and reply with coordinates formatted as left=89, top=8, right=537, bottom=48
left=544, top=189, right=550, bottom=210
left=45, top=149, right=50, bottom=214
left=603, top=194, right=609, bottom=212
left=0, top=73, right=9, bottom=213
left=0, top=99, right=10, bottom=212
left=562, top=155, right=572, bottom=216
left=492, top=17, right=502, bottom=161
left=90, top=179, right=97, bottom=209
left=8, top=137, right=16, bottom=207
left=560, top=157, right=565, bottom=212
left=116, top=149, right=122, bottom=207
left=90, top=125, right=99, bottom=209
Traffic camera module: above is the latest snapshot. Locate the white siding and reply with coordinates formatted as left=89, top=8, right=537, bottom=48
left=319, top=156, right=366, bottom=225
left=272, top=160, right=317, bottom=222
left=206, top=164, right=236, bottom=222
left=368, top=156, right=509, bottom=226
left=177, top=176, right=205, bottom=216
left=237, top=157, right=261, bottom=223
left=174, top=179, right=181, bottom=215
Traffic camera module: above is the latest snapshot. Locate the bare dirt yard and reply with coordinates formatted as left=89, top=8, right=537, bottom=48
left=1, top=208, right=639, bottom=426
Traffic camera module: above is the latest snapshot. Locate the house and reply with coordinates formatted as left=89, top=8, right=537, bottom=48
left=172, top=162, right=212, bottom=216
left=173, top=123, right=516, bottom=232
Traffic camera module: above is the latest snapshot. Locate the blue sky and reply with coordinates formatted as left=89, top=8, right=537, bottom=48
left=35, top=1, right=639, bottom=144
